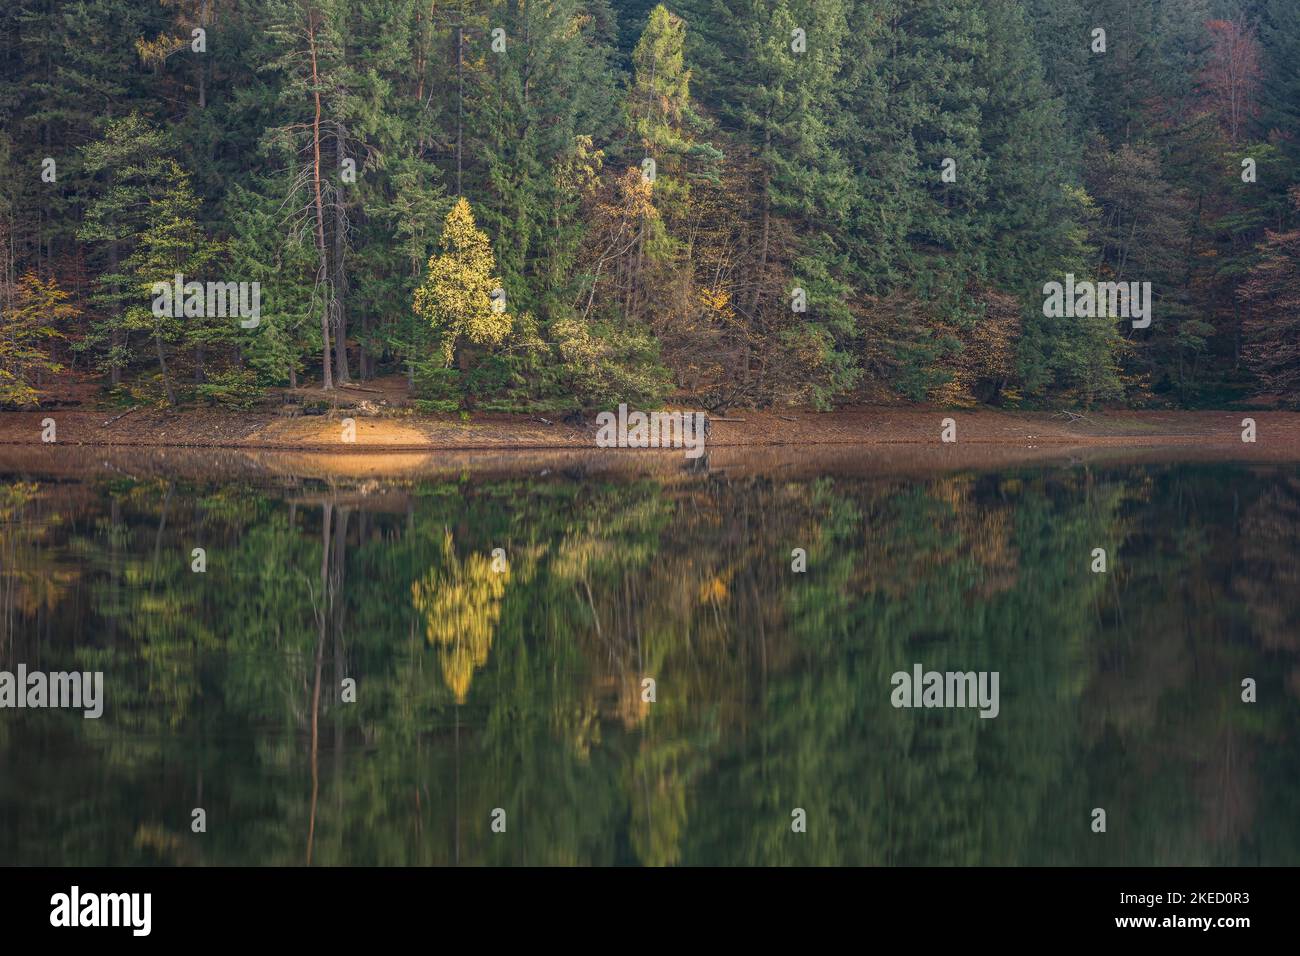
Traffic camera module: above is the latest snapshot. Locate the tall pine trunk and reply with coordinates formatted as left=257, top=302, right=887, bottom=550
left=307, top=7, right=333, bottom=389
left=155, top=325, right=175, bottom=405
left=109, top=240, right=122, bottom=387
left=331, top=139, right=350, bottom=385
left=752, top=124, right=772, bottom=315
left=197, top=0, right=208, bottom=109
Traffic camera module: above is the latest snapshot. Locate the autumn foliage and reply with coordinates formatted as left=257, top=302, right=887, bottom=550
left=0, top=272, right=76, bottom=406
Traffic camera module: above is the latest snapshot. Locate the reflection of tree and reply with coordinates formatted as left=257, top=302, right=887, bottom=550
left=0, top=482, right=80, bottom=625
left=411, top=531, right=508, bottom=703
left=4, top=464, right=1300, bottom=866
left=1067, top=465, right=1300, bottom=864
left=686, top=469, right=1123, bottom=865
left=1235, top=475, right=1300, bottom=654
left=625, top=735, right=697, bottom=867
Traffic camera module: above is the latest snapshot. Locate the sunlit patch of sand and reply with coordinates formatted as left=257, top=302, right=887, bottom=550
left=251, top=418, right=433, bottom=447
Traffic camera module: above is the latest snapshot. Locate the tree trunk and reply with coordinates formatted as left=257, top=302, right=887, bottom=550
left=752, top=124, right=772, bottom=314
left=155, top=328, right=175, bottom=405
left=197, top=0, right=208, bottom=109
left=331, top=185, right=350, bottom=384
left=360, top=314, right=372, bottom=379
left=308, top=8, right=333, bottom=390
left=109, top=240, right=122, bottom=387
left=456, top=25, right=464, bottom=195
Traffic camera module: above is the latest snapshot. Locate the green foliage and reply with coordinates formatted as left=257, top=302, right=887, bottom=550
left=413, top=198, right=512, bottom=366
left=194, top=367, right=265, bottom=409
left=225, top=180, right=318, bottom=387
left=552, top=313, right=672, bottom=407
left=1, top=0, right=1299, bottom=408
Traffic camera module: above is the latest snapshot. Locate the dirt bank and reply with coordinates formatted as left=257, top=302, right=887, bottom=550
left=0, top=406, right=1296, bottom=453
left=3, top=406, right=1299, bottom=483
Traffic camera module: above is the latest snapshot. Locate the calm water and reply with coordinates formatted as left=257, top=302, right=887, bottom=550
left=1, top=458, right=1298, bottom=865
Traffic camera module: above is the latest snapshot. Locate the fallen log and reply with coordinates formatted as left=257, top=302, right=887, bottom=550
left=102, top=406, right=141, bottom=427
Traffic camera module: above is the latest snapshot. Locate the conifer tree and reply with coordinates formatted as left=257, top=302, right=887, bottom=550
left=1259, top=0, right=1300, bottom=167
left=120, top=161, right=221, bottom=405
left=226, top=179, right=318, bottom=388
left=77, top=115, right=179, bottom=389
left=413, top=197, right=512, bottom=367
left=468, top=0, right=621, bottom=320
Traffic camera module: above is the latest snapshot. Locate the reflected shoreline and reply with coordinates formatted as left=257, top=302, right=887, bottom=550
left=4, top=441, right=1300, bottom=484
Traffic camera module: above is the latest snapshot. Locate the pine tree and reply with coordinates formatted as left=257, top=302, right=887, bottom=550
left=622, top=3, right=697, bottom=323
left=468, top=0, right=621, bottom=321
left=681, top=0, right=859, bottom=405
left=8, top=0, right=153, bottom=273
left=226, top=178, right=318, bottom=388
left=1084, top=139, right=1193, bottom=399
left=978, top=0, right=1106, bottom=403
left=1084, top=0, right=1160, bottom=145
left=413, top=197, right=512, bottom=367
left=1022, top=0, right=1092, bottom=144
left=1259, top=0, right=1300, bottom=166
left=77, top=114, right=178, bottom=388
left=264, top=0, right=350, bottom=388
left=119, top=160, right=222, bottom=405
left=843, top=0, right=993, bottom=398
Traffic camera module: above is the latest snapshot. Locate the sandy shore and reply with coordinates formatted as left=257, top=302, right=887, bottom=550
left=2, top=407, right=1298, bottom=481
left=1, top=406, right=1297, bottom=450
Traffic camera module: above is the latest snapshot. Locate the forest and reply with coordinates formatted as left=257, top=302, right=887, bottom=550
left=2, top=0, right=1300, bottom=414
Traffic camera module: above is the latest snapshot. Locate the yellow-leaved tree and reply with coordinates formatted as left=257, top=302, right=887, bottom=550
left=1, top=272, right=76, bottom=406
left=412, top=197, right=512, bottom=367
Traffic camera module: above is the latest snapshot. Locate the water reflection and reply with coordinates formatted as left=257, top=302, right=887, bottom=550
left=1, top=462, right=1297, bottom=865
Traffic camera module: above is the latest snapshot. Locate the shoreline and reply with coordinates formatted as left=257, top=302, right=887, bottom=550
left=1, top=407, right=1297, bottom=454
left=3, top=408, right=1300, bottom=482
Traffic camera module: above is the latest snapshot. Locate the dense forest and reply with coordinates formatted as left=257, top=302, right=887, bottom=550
left=2, top=0, right=1300, bottom=412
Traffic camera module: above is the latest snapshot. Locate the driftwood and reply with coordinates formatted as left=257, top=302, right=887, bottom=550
left=102, top=406, right=141, bottom=427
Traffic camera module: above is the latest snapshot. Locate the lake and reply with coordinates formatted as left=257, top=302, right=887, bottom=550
left=2, top=453, right=1298, bottom=865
